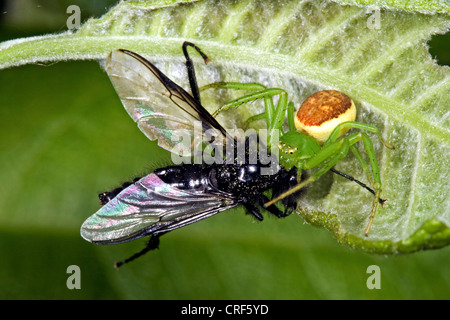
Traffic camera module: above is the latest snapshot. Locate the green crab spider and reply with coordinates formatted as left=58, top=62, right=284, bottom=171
left=199, top=82, right=394, bottom=236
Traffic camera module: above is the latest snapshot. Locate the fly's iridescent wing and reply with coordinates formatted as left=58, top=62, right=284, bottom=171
left=81, top=48, right=238, bottom=246
left=105, top=49, right=228, bottom=156
left=86, top=47, right=384, bottom=255
left=81, top=173, right=238, bottom=244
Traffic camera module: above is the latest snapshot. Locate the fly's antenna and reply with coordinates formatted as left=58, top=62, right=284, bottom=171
left=182, top=41, right=210, bottom=105
left=330, top=168, right=386, bottom=206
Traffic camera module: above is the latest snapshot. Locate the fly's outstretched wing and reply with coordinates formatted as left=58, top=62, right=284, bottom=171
left=81, top=173, right=238, bottom=244
left=105, top=49, right=228, bottom=156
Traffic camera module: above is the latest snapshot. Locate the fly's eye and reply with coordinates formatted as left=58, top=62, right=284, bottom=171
left=208, top=168, right=219, bottom=188
left=294, top=90, right=356, bottom=144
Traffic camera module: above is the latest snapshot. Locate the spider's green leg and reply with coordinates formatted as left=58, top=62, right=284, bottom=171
left=199, top=81, right=271, bottom=117
left=269, top=92, right=288, bottom=132
left=200, top=81, right=290, bottom=147
left=266, top=131, right=383, bottom=236
left=340, top=132, right=384, bottom=236
left=324, top=121, right=394, bottom=149
left=200, top=82, right=272, bottom=128
left=346, top=132, right=383, bottom=236
left=243, top=112, right=266, bottom=129
left=211, top=88, right=285, bottom=117
left=199, top=81, right=289, bottom=132
left=316, top=131, right=383, bottom=236
left=322, top=121, right=393, bottom=234
left=264, top=96, right=275, bottom=125
left=287, top=102, right=295, bottom=132
left=199, top=82, right=267, bottom=92
left=248, top=91, right=287, bottom=147
left=349, top=144, right=376, bottom=189
left=265, top=138, right=351, bottom=207
left=346, top=132, right=381, bottom=188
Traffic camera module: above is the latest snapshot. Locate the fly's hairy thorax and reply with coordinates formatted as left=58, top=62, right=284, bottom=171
left=213, top=164, right=282, bottom=201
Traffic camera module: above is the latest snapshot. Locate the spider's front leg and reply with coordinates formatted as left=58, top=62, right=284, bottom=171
left=323, top=121, right=394, bottom=191
left=266, top=130, right=385, bottom=236
left=199, top=81, right=289, bottom=147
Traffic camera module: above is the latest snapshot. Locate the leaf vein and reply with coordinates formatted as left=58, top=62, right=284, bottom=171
left=295, top=8, right=363, bottom=62
left=403, top=134, right=421, bottom=238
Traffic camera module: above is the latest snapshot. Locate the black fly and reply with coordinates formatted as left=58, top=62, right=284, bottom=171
left=81, top=42, right=385, bottom=267
left=80, top=42, right=304, bottom=268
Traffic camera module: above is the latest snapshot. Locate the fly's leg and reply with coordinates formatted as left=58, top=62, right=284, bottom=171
left=260, top=194, right=293, bottom=218
left=243, top=203, right=264, bottom=221
left=329, top=168, right=386, bottom=205
left=182, top=41, right=211, bottom=105
left=114, top=234, right=162, bottom=269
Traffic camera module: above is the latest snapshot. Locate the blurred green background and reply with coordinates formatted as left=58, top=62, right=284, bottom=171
left=0, top=0, right=449, bottom=299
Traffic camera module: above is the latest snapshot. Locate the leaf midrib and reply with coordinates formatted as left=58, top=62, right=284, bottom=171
left=201, top=44, right=448, bottom=143
left=1, top=33, right=448, bottom=144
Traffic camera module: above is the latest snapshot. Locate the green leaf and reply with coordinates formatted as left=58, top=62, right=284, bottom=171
left=0, top=0, right=449, bottom=257
left=1, top=0, right=450, bottom=299
left=2, top=58, right=450, bottom=299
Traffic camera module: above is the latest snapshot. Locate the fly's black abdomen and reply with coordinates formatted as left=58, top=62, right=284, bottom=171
left=98, top=164, right=217, bottom=204
left=154, top=165, right=212, bottom=191
left=153, top=163, right=284, bottom=202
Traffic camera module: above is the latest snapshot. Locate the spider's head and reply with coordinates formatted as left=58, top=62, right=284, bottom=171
left=294, top=90, right=356, bottom=144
